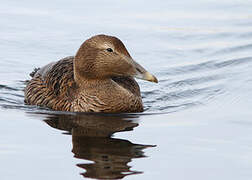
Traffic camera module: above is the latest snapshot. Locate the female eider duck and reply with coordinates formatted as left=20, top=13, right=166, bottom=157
left=25, top=34, right=158, bottom=113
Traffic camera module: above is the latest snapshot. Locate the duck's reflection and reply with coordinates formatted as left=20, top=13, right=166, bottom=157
left=41, top=112, right=155, bottom=179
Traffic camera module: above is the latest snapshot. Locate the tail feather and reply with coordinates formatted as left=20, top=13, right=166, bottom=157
left=29, top=68, right=40, bottom=77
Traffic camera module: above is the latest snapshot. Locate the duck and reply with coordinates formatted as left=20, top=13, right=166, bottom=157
left=24, top=34, right=158, bottom=113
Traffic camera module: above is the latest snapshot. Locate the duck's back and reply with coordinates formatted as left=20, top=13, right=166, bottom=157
left=25, top=56, right=77, bottom=111
left=25, top=56, right=143, bottom=112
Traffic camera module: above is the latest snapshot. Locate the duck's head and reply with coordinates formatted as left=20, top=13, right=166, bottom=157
left=74, top=34, right=158, bottom=84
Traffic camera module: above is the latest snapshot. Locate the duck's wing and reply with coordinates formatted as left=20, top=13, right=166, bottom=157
left=111, top=76, right=141, bottom=97
left=42, top=56, right=77, bottom=97
left=25, top=56, right=77, bottom=110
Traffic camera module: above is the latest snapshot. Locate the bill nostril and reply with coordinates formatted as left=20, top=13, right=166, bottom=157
left=136, top=67, right=142, bottom=73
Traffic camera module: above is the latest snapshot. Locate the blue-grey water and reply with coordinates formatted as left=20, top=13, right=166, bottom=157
left=1, top=0, right=252, bottom=179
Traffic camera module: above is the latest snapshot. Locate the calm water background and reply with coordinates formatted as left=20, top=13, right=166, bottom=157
left=1, top=0, right=252, bottom=179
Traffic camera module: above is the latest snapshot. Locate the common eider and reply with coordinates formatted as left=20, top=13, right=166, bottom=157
left=24, top=34, right=158, bottom=113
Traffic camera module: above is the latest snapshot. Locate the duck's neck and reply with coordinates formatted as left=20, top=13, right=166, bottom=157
left=76, top=77, right=114, bottom=89
left=74, top=71, right=117, bottom=89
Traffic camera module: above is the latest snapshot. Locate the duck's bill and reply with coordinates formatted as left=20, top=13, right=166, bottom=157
left=135, top=71, right=158, bottom=83
left=133, top=61, right=158, bottom=83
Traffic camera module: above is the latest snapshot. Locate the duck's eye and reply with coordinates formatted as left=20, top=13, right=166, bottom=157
left=106, top=48, right=113, bottom=52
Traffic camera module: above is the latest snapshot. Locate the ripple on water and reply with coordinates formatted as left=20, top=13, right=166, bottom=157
left=0, top=82, right=25, bottom=109
left=142, top=55, right=252, bottom=113
left=0, top=53, right=252, bottom=114
left=211, top=44, right=252, bottom=56
left=159, top=56, right=252, bottom=76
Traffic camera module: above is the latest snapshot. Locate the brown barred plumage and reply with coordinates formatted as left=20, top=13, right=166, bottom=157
left=24, top=35, right=157, bottom=113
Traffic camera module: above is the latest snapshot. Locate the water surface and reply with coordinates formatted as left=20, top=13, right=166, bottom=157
left=1, top=0, right=252, bottom=179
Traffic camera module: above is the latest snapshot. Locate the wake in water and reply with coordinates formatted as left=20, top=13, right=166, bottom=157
left=141, top=55, right=252, bottom=113
left=0, top=82, right=26, bottom=109
left=1, top=55, right=252, bottom=115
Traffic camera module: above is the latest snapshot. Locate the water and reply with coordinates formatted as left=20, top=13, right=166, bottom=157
left=1, top=0, right=252, bottom=179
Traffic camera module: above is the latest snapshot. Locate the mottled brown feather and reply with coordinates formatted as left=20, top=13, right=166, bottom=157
left=24, top=35, right=145, bottom=113
left=25, top=57, right=143, bottom=112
